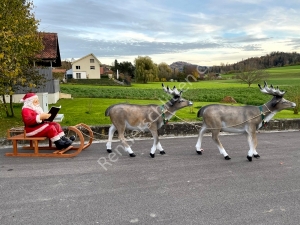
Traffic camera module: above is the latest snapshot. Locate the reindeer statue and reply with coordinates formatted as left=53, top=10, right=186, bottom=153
left=105, top=84, right=193, bottom=158
left=195, top=81, right=296, bottom=161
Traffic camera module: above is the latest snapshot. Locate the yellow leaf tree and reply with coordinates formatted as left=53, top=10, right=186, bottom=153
left=0, top=0, right=44, bottom=117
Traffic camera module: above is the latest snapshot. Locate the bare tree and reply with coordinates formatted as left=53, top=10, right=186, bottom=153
left=236, top=62, right=269, bottom=87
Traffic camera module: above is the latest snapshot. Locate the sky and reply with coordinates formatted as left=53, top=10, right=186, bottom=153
left=33, top=0, right=300, bottom=66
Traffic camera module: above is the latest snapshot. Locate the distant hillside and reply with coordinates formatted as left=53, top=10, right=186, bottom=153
left=210, top=51, right=300, bottom=73
left=170, top=61, right=208, bottom=73
left=170, top=52, right=300, bottom=74
left=169, top=61, right=193, bottom=72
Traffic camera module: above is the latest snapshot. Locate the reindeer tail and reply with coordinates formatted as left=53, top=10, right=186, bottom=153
left=105, top=105, right=114, bottom=116
left=197, top=106, right=206, bottom=118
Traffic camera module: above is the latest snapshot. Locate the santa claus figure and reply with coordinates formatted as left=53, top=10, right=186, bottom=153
left=21, top=93, right=74, bottom=150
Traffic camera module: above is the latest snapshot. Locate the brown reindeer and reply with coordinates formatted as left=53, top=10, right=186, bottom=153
left=195, top=81, right=296, bottom=161
left=105, top=84, right=193, bottom=158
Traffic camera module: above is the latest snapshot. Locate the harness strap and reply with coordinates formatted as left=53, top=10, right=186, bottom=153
left=160, top=105, right=168, bottom=125
left=259, top=105, right=266, bottom=126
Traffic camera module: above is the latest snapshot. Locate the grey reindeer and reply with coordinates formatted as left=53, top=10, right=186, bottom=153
left=105, top=84, right=193, bottom=158
left=195, top=81, right=296, bottom=161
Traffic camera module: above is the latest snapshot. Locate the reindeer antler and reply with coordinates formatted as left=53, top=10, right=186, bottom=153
left=162, top=83, right=182, bottom=96
left=258, top=81, right=285, bottom=96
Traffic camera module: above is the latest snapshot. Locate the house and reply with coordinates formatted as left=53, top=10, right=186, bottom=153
left=66, top=69, right=73, bottom=79
left=35, top=32, right=61, bottom=67
left=52, top=68, right=67, bottom=81
left=100, top=65, right=114, bottom=78
left=71, top=53, right=101, bottom=79
left=5, top=32, right=61, bottom=106
left=52, top=68, right=66, bottom=74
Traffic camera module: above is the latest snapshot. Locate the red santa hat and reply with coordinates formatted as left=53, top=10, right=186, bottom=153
left=20, top=93, right=38, bottom=103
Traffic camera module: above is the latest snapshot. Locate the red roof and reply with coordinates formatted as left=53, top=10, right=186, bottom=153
left=52, top=68, right=66, bottom=73
left=36, top=33, right=58, bottom=60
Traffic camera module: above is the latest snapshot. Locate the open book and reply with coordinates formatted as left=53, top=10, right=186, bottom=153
left=44, top=106, right=61, bottom=122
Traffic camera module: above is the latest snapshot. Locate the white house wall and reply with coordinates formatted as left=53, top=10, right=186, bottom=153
left=72, top=71, right=87, bottom=79
left=72, top=54, right=101, bottom=79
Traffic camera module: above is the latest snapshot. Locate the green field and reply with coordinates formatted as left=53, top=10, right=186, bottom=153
left=1, top=65, right=300, bottom=138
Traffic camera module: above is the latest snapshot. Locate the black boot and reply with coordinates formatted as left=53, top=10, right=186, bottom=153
left=61, top=136, right=75, bottom=145
left=69, top=135, right=75, bottom=141
left=54, top=139, right=69, bottom=150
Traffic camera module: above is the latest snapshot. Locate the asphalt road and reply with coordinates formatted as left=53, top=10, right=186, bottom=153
left=0, top=131, right=300, bottom=225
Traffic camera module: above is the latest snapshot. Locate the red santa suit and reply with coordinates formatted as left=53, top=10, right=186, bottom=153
left=21, top=93, right=64, bottom=142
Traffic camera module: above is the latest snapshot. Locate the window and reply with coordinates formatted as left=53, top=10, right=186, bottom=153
left=90, top=66, right=95, bottom=70
left=76, top=65, right=80, bottom=69
left=76, top=73, right=81, bottom=79
left=90, top=59, right=94, bottom=63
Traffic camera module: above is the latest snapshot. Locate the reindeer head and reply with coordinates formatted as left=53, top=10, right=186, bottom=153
left=162, top=83, right=193, bottom=107
left=258, top=81, right=296, bottom=110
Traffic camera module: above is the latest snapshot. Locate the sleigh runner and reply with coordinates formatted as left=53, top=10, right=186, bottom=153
left=5, top=123, right=93, bottom=158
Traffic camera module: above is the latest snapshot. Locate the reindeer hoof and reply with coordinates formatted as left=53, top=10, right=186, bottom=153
left=253, top=154, right=260, bottom=158
left=107, top=149, right=112, bottom=153
left=150, top=153, right=155, bottom=158
left=129, top=153, right=136, bottom=157
left=196, top=149, right=203, bottom=155
left=160, top=151, right=166, bottom=155
left=247, top=155, right=252, bottom=161
left=224, top=156, right=231, bottom=160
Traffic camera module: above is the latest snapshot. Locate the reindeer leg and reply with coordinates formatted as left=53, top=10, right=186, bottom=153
left=246, top=130, right=259, bottom=161
left=211, top=130, right=231, bottom=160
left=106, top=125, right=116, bottom=153
left=156, top=142, right=166, bottom=155
left=116, top=125, right=136, bottom=157
left=149, top=128, right=159, bottom=158
left=253, top=136, right=260, bottom=158
left=195, top=126, right=206, bottom=155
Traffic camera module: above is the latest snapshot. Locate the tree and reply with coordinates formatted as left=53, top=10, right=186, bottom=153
left=111, top=59, right=119, bottom=73
left=236, top=62, right=269, bottom=87
left=134, top=56, right=158, bottom=83
left=286, top=87, right=300, bottom=115
left=158, top=62, right=172, bottom=81
left=118, top=61, right=135, bottom=78
left=0, top=0, right=44, bottom=117
left=183, top=65, right=198, bottom=82
left=60, top=60, right=72, bottom=70
left=176, top=71, right=186, bottom=82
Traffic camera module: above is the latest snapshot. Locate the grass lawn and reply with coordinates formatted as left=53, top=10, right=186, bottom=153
left=1, top=65, right=300, bottom=138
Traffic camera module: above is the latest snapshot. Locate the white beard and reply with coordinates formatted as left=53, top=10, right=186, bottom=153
left=23, top=100, right=44, bottom=114
left=32, top=104, right=44, bottom=114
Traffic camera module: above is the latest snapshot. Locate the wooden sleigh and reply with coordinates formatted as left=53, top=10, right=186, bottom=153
left=6, top=123, right=93, bottom=158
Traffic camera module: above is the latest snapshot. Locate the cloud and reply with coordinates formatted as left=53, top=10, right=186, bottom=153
left=33, top=0, right=300, bottom=66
